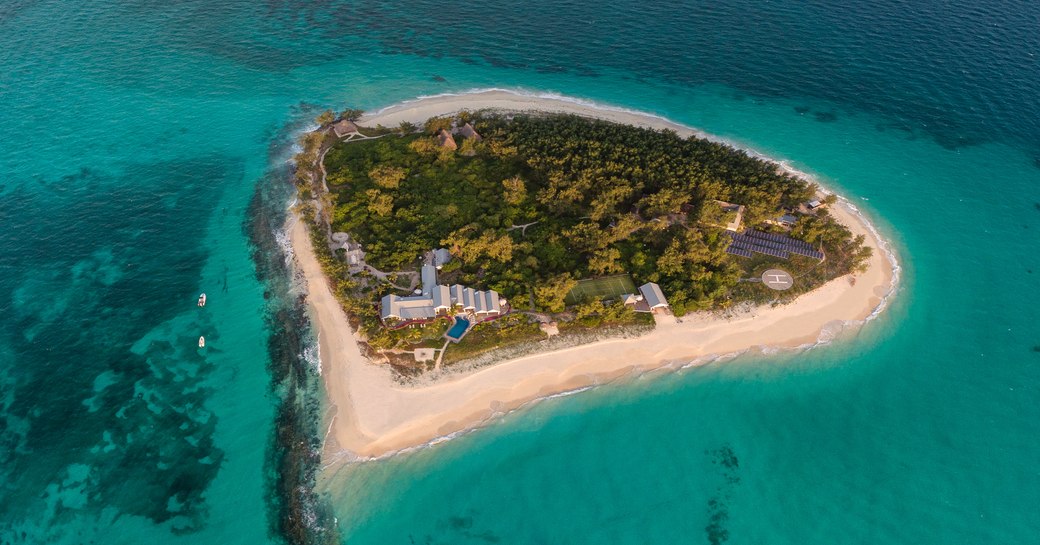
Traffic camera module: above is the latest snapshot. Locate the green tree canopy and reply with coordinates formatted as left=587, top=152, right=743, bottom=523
left=534, top=273, right=577, bottom=312
left=340, top=108, right=364, bottom=121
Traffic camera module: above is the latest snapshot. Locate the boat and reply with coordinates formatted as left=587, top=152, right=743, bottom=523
left=198, top=336, right=205, bottom=348
left=198, top=293, right=206, bottom=307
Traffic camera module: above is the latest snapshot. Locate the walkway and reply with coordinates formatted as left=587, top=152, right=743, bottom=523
left=434, top=339, right=451, bottom=370
left=506, top=221, right=540, bottom=236
left=358, top=264, right=417, bottom=292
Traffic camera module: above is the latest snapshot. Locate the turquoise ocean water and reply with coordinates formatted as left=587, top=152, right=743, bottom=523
left=1, top=1, right=1038, bottom=544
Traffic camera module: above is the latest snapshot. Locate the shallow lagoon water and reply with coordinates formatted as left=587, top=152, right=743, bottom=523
left=1, top=1, right=1038, bottom=544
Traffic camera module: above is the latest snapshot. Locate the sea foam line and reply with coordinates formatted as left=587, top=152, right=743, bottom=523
left=322, top=383, right=602, bottom=467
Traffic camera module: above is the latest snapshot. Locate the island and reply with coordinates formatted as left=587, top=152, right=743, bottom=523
left=289, top=90, right=898, bottom=460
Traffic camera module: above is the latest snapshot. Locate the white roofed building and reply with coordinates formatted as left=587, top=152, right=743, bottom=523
left=421, top=264, right=437, bottom=296
left=486, top=291, right=501, bottom=315
left=433, top=248, right=453, bottom=269
left=638, top=282, right=670, bottom=312
left=622, top=282, right=671, bottom=314
left=380, top=252, right=506, bottom=326
left=380, top=294, right=436, bottom=322
left=432, top=285, right=452, bottom=313
left=450, top=284, right=465, bottom=308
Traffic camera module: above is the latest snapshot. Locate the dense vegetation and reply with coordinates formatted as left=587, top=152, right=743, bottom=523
left=321, top=112, right=870, bottom=320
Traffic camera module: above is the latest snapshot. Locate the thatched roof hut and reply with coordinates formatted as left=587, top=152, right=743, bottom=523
left=455, top=122, right=482, bottom=141
left=333, top=119, right=360, bottom=138
left=436, top=128, right=457, bottom=150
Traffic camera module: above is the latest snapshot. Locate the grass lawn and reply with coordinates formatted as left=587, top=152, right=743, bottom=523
left=441, top=317, right=544, bottom=364
left=565, top=274, right=637, bottom=305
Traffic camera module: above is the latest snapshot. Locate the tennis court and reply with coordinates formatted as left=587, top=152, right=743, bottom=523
left=565, top=274, right=637, bottom=305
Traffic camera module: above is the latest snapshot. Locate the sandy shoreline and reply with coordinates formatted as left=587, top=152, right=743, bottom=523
left=295, top=89, right=899, bottom=461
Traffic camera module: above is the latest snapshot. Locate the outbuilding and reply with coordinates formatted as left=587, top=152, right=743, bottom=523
left=333, top=119, right=360, bottom=138
left=436, top=128, right=458, bottom=150
left=638, top=282, right=670, bottom=312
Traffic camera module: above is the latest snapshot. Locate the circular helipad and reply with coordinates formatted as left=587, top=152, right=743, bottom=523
left=761, top=269, right=794, bottom=290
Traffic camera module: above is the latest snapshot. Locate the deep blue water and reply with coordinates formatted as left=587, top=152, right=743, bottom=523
left=1, top=1, right=1038, bottom=544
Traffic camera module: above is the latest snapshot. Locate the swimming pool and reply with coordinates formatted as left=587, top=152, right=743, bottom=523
left=446, top=317, right=470, bottom=340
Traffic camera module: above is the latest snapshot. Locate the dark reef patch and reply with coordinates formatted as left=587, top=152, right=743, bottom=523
left=933, top=132, right=987, bottom=151
left=535, top=64, right=568, bottom=74
left=704, top=445, right=742, bottom=545
left=814, top=111, right=838, bottom=123
left=0, top=156, right=235, bottom=538
left=875, top=121, right=918, bottom=140
left=447, top=516, right=473, bottom=530
left=436, top=512, right=499, bottom=543
left=246, top=108, right=340, bottom=545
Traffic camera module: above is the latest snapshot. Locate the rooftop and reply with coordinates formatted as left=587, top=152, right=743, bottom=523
left=455, top=122, right=482, bottom=141
left=333, top=119, right=360, bottom=138
left=638, top=282, right=669, bottom=309
left=380, top=256, right=503, bottom=323
left=437, top=129, right=458, bottom=150
left=433, top=248, right=453, bottom=268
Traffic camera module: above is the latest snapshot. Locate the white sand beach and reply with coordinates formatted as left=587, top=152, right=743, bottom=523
left=296, top=90, right=898, bottom=460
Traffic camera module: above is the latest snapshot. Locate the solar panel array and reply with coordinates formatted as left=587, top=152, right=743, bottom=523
left=725, top=230, right=824, bottom=260
left=744, top=230, right=822, bottom=257
left=725, top=246, right=753, bottom=258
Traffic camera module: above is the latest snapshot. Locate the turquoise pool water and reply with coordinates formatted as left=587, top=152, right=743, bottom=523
left=446, top=318, right=471, bottom=341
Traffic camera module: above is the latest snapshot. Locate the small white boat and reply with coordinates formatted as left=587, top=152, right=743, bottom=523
left=198, top=336, right=206, bottom=348
left=198, top=293, right=207, bottom=307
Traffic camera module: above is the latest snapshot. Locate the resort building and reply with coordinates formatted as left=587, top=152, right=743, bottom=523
left=432, top=285, right=452, bottom=313
left=436, top=128, right=458, bottom=150
left=421, top=264, right=437, bottom=296
left=714, top=201, right=746, bottom=232
left=639, top=282, right=670, bottom=312
left=798, top=199, right=828, bottom=214
left=380, top=257, right=503, bottom=324
left=381, top=294, right=441, bottom=322
left=433, top=248, right=453, bottom=269
left=331, top=232, right=365, bottom=267
left=774, top=213, right=799, bottom=227
left=621, top=282, right=671, bottom=314
left=454, top=122, right=482, bottom=141
left=332, top=119, right=360, bottom=138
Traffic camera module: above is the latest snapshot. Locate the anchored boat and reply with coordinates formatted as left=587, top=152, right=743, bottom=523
left=198, top=336, right=205, bottom=348
left=198, top=293, right=207, bottom=307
